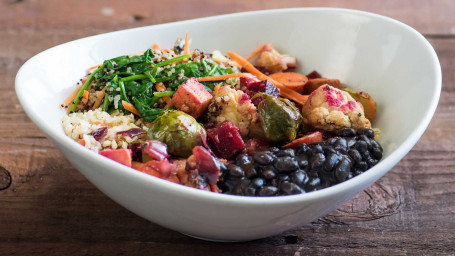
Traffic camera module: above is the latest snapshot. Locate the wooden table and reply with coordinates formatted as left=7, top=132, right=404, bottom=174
left=1, top=1, right=454, bottom=255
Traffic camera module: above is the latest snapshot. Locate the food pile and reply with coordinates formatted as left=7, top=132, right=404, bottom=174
left=61, top=34, right=382, bottom=196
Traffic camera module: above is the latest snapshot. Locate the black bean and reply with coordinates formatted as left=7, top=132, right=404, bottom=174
left=370, top=139, right=383, bottom=152
left=296, top=143, right=308, bottom=155
left=274, top=157, right=299, bottom=172
left=319, top=179, right=332, bottom=189
left=231, top=179, right=250, bottom=195
left=310, top=144, right=324, bottom=154
left=295, top=154, right=309, bottom=168
left=357, top=128, right=375, bottom=138
left=353, top=170, right=364, bottom=176
left=305, top=177, right=321, bottom=191
left=244, top=187, right=256, bottom=196
left=242, top=163, right=257, bottom=178
left=253, top=151, right=274, bottom=165
left=277, top=175, right=290, bottom=184
left=323, top=153, right=341, bottom=172
left=346, top=138, right=356, bottom=147
left=250, top=178, right=266, bottom=189
left=261, top=168, right=277, bottom=180
left=236, top=153, right=252, bottom=166
left=366, top=157, right=378, bottom=167
left=309, top=153, right=325, bottom=170
left=371, top=147, right=383, bottom=160
left=355, top=140, right=368, bottom=154
left=290, top=171, right=308, bottom=188
left=334, top=138, right=347, bottom=150
left=348, top=149, right=362, bottom=163
left=356, top=161, right=368, bottom=171
left=358, top=135, right=372, bottom=147
left=280, top=182, right=305, bottom=195
left=269, top=147, right=280, bottom=154
left=327, top=138, right=338, bottom=145
left=227, top=164, right=244, bottom=178
left=257, top=186, right=279, bottom=196
left=335, top=158, right=351, bottom=182
left=338, top=128, right=356, bottom=137
left=362, top=150, right=372, bottom=160
left=323, top=146, right=337, bottom=155
left=276, top=148, right=295, bottom=158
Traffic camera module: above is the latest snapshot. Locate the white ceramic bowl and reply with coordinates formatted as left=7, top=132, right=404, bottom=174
left=16, top=8, right=441, bottom=241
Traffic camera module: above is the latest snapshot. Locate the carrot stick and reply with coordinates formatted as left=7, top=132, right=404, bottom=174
left=155, top=82, right=172, bottom=105
left=91, top=86, right=107, bottom=110
left=197, top=73, right=258, bottom=82
left=82, top=90, right=89, bottom=100
left=184, top=31, right=189, bottom=55
left=246, top=44, right=265, bottom=61
left=121, top=100, right=141, bottom=117
left=152, top=43, right=160, bottom=50
left=226, top=51, right=308, bottom=105
left=60, top=84, right=83, bottom=108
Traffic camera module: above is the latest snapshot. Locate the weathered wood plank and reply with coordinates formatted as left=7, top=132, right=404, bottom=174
left=0, top=0, right=454, bottom=36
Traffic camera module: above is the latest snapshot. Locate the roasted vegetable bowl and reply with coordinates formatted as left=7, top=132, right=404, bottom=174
left=16, top=8, right=441, bottom=241
left=60, top=34, right=383, bottom=197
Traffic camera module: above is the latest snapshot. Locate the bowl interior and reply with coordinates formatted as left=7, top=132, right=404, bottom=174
left=15, top=8, right=441, bottom=240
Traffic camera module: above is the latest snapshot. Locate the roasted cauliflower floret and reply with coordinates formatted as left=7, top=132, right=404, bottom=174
left=301, top=85, right=371, bottom=132
left=255, top=44, right=297, bottom=73
left=207, top=86, right=258, bottom=137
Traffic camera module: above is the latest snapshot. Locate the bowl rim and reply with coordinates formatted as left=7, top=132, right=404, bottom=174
left=15, top=7, right=442, bottom=206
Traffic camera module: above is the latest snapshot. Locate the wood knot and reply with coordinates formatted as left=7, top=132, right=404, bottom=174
left=0, top=166, right=12, bottom=191
left=322, top=182, right=403, bottom=224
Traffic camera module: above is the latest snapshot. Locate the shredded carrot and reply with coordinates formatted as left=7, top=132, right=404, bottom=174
left=60, top=84, right=84, bottom=109
left=184, top=31, right=189, bottom=55
left=213, top=83, right=222, bottom=92
left=88, top=63, right=103, bottom=70
left=246, top=44, right=266, bottom=61
left=197, top=73, right=258, bottom=82
left=122, top=100, right=141, bottom=117
left=78, top=139, right=86, bottom=146
left=155, top=82, right=172, bottom=105
left=152, top=43, right=160, bottom=50
left=164, top=101, right=174, bottom=108
left=91, top=86, right=107, bottom=110
left=226, top=51, right=308, bottom=105
left=82, top=90, right=89, bottom=100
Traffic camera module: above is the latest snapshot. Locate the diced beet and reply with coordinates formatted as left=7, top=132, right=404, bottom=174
left=88, top=127, right=108, bottom=141
left=307, top=70, right=322, bottom=80
left=99, top=149, right=132, bottom=167
left=245, top=80, right=280, bottom=107
left=192, top=146, right=221, bottom=185
left=239, top=77, right=256, bottom=91
left=128, top=142, right=143, bottom=162
left=143, top=140, right=169, bottom=161
left=207, top=121, right=245, bottom=159
left=117, top=128, right=147, bottom=138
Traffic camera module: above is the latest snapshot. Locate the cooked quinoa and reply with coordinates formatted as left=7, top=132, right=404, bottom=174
left=62, top=109, right=149, bottom=152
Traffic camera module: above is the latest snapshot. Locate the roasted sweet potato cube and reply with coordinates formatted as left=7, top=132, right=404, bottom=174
left=172, top=77, right=213, bottom=118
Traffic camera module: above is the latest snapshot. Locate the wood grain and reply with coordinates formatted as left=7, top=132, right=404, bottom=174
left=1, top=1, right=455, bottom=255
